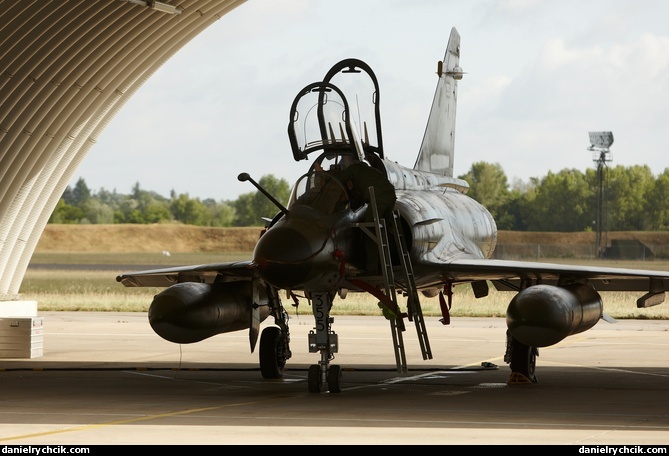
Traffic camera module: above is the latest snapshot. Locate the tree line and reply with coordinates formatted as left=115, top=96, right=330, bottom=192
left=50, top=162, right=669, bottom=231
left=50, top=175, right=290, bottom=227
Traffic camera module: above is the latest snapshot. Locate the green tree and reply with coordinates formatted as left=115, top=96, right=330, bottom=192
left=53, top=179, right=92, bottom=223
left=96, top=188, right=124, bottom=207
left=203, top=198, right=236, bottom=227
left=114, top=185, right=171, bottom=224
left=233, top=192, right=258, bottom=226
left=81, top=198, right=115, bottom=224
left=498, top=185, right=528, bottom=230
left=643, top=168, right=669, bottom=230
left=459, top=162, right=511, bottom=228
left=603, top=165, right=654, bottom=231
left=514, top=177, right=539, bottom=231
left=170, top=193, right=211, bottom=226
left=71, top=177, right=91, bottom=206
left=234, top=175, right=290, bottom=226
left=60, top=178, right=91, bottom=206
left=49, top=198, right=84, bottom=223
left=523, top=169, right=592, bottom=231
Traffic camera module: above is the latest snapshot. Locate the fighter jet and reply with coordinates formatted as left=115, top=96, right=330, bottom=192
left=117, top=27, right=669, bottom=393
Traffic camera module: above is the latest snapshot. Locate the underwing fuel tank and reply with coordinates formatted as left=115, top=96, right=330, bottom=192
left=506, top=283, right=603, bottom=347
left=148, top=281, right=270, bottom=344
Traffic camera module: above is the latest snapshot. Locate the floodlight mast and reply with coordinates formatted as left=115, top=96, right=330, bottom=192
left=587, top=132, right=614, bottom=258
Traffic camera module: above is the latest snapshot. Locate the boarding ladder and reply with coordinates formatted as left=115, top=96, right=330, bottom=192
left=387, top=210, right=432, bottom=361
left=352, top=187, right=432, bottom=372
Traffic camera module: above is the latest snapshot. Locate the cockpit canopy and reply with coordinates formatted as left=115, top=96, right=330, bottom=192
left=288, top=82, right=363, bottom=161
left=288, top=171, right=350, bottom=215
left=288, top=58, right=384, bottom=163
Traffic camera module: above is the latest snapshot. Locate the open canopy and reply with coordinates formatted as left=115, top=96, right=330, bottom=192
left=288, top=58, right=384, bottom=163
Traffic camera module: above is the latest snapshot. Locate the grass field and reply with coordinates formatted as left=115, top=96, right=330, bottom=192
left=21, top=252, right=669, bottom=320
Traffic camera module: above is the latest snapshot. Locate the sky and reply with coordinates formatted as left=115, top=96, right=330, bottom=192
left=70, top=0, right=669, bottom=201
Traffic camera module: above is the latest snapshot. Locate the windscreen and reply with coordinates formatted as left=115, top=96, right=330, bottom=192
left=288, top=172, right=350, bottom=215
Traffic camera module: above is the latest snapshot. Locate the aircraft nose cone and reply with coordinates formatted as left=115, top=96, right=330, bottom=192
left=253, top=224, right=313, bottom=289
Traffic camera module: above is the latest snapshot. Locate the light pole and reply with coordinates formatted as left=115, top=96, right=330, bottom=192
left=587, top=131, right=613, bottom=258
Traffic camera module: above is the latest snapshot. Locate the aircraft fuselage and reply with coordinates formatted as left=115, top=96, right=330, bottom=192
left=252, top=159, right=498, bottom=296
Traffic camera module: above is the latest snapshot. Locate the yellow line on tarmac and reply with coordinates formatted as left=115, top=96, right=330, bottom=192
left=0, top=397, right=290, bottom=443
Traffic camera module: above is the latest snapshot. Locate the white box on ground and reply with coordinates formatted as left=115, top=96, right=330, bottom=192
left=0, top=316, right=44, bottom=358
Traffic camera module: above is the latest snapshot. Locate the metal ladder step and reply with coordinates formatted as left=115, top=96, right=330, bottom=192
left=371, top=188, right=407, bottom=373
left=388, top=210, right=432, bottom=360
left=350, top=187, right=434, bottom=371
left=352, top=187, right=407, bottom=373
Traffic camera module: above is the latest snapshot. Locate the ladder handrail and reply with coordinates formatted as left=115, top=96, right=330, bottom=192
left=388, top=210, right=432, bottom=360
left=348, top=187, right=434, bottom=370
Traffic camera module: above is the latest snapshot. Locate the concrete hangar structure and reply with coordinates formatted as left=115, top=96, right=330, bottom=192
left=0, top=1, right=246, bottom=329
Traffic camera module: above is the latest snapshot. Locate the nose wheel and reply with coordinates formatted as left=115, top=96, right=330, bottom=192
left=308, top=365, right=322, bottom=393
left=327, top=364, right=342, bottom=392
left=308, top=363, right=342, bottom=393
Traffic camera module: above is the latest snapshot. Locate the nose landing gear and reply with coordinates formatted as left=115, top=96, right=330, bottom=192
left=307, top=292, right=342, bottom=393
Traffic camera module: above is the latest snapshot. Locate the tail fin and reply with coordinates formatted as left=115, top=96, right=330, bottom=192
left=413, top=27, right=463, bottom=177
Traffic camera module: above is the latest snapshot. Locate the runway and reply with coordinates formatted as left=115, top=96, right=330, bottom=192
left=1, top=312, right=668, bottom=445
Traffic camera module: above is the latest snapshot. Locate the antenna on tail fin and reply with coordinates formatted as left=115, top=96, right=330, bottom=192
left=413, top=27, right=462, bottom=177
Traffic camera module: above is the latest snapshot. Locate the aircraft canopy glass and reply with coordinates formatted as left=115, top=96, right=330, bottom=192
left=288, top=83, right=363, bottom=161
left=288, top=172, right=350, bottom=215
left=288, top=58, right=384, bottom=163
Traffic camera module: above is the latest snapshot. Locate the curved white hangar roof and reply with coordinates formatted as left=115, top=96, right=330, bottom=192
left=0, top=0, right=247, bottom=306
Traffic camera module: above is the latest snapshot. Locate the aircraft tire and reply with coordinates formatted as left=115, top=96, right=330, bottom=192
left=259, top=326, right=286, bottom=379
left=308, top=364, right=322, bottom=393
left=327, top=365, right=343, bottom=393
left=509, top=338, right=538, bottom=383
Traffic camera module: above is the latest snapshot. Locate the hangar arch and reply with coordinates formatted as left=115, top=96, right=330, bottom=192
left=0, top=0, right=247, bottom=316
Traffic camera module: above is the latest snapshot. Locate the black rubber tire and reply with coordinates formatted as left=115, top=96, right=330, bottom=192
left=327, top=365, right=343, bottom=393
left=259, top=326, right=286, bottom=379
left=510, top=338, right=538, bottom=383
left=308, top=364, right=322, bottom=393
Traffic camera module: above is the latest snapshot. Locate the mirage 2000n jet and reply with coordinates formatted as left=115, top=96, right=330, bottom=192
left=117, top=27, right=669, bottom=393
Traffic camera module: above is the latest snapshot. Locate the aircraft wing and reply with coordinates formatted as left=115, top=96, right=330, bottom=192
left=415, top=257, right=669, bottom=293
left=116, top=260, right=256, bottom=288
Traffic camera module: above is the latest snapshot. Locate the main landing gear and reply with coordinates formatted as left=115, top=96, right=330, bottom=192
left=505, top=330, right=538, bottom=384
left=259, top=326, right=287, bottom=379
left=259, top=288, right=292, bottom=380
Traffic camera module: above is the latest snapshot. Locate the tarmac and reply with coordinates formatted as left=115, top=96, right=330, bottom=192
left=1, top=311, right=669, bottom=446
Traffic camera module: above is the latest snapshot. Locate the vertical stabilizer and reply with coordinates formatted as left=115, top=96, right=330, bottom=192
left=413, top=27, right=462, bottom=177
